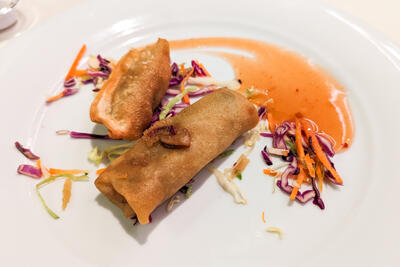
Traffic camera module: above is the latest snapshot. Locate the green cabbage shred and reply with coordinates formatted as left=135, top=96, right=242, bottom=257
left=88, top=147, right=103, bottom=165
left=285, top=140, right=297, bottom=156
left=159, top=87, right=197, bottom=120
left=88, top=143, right=133, bottom=165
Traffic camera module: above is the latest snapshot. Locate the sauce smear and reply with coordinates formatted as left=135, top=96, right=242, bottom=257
left=170, top=37, right=354, bottom=152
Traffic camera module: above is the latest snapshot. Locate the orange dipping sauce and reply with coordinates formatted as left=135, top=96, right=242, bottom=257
left=170, top=37, right=354, bottom=152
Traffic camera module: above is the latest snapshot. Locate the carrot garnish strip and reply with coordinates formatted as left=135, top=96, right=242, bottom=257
left=65, top=44, right=87, bottom=81
left=300, top=118, right=314, bottom=139
left=180, top=63, right=186, bottom=73
left=267, top=113, right=276, bottom=133
left=180, top=69, right=194, bottom=104
left=96, top=168, right=106, bottom=175
left=73, top=69, right=88, bottom=77
left=315, top=162, right=323, bottom=192
left=295, top=118, right=305, bottom=160
left=290, top=186, right=299, bottom=201
left=46, top=88, right=78, bottom=103
left=310, top=134, right=343, bottom=184
left=46, top=90, right=65, bottom=103
left=290, top=165, right=306, bottom=200
left=36, top=159, right=41, bottom=169
left=304, top=154, right=315, bottom=178
left=49, top=168, right=88, bottom=175
left=263, top=168, right=278, bottom=176
left=262, top=211, right=266, bottom=223
left=62, top=178, right=72, bottom=210
left=36, top=159, right=50, bottom=178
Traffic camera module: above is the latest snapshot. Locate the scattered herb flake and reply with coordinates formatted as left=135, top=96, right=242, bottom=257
left=185, top=184, right=193, bottom=199
left=245, top=88, right=254, bottom=96
left=285, top=140, right=298, bottom=156
left=219, top=149, right=234, bottom=158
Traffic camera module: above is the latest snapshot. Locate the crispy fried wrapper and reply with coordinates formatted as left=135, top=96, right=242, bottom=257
left=95, top=88, right=259, bottom=224
left=90, top=38, right=171, bottom=140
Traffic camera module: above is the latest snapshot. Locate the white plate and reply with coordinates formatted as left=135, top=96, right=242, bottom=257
left=1, top=0, right=399, bottom=266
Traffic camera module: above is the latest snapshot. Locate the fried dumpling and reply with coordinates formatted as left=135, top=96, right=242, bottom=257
left=90, top=38, right=171, bottom=140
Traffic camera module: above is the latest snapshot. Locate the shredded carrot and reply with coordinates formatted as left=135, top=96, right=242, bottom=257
left=36, top=159, right=42, bottom=169
left=299, top=118, right=341, bottom=183
left=36, top=159, right=50, bottom=178
left=180, top=69, right=194, bottom=104
left=315, top=162, right=323, bottom=192
left=263, top=168, right=278, bottom=176
left=62, top=178, right=72, bottom=210
left=49, top=168, right=88, bottom=175
left=300, top=118, right=314, bottom=139
left=180, top=63, right=186, bottom=73
left=198, top=63, right=211, bottom=76
left=182, top=93, right=190, bottom=105
left=96, top=168, right=106, bottom=175
left=304, top=154, right=315, bottom=178
left=290, top=165, right=306, bottom=200
left=65, top=44, right=87, bottom=81
left=262, top=211, right=266, bottom=223
left=295, top=118, right=305, bottom=164
left=290, top=186, right=299, bottom=200
left=267, top=113, right=276, bottom=133
left=46, top=90, right=66, bottom=103
left=73, top=69, right=88, bottom=77
left=310, top=134, right=343, bottom=184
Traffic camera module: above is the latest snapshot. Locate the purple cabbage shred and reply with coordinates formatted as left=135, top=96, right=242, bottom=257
left=261, top=145, right=273, bottom=166
left=64, top=78, right=76, bottom=88
left=17, top=164, right=42, bottom=178
left=15, top=141, right=40, bottom=160
left=258, top=107, right=266, bottom=120
left=191, top=60, right=207, bottom=76
left=69, top=131, right=110, bottom=139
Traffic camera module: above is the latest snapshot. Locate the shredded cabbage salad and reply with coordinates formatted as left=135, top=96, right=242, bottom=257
left=259, top=109, right=342, bottom=209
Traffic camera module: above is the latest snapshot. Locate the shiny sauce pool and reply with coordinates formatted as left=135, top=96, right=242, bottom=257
left=170, top=37, right=354, bottom=152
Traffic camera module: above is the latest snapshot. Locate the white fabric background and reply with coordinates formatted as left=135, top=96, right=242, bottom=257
left=1, top=0, right=400, bottom=45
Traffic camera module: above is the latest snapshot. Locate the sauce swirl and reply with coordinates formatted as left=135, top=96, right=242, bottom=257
left=170, top=37, right=354, bottom=152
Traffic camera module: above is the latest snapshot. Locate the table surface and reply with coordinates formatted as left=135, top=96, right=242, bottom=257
left=1, top=0, right=400, bottom=46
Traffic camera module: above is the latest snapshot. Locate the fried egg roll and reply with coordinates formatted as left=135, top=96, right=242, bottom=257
left=90, top=38, right=171, bottom=140
left=95, top=88, right=259, bottom=224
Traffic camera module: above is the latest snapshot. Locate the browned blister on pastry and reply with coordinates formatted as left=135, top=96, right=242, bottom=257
left=95, top=88, right=259, bottom=224
left=90, top=38, right=171, bottom=140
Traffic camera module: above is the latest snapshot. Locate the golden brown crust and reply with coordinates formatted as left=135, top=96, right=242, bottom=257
left=90, top=38, right=171, bottom=140
left=95, top=88, right=259, bottom=224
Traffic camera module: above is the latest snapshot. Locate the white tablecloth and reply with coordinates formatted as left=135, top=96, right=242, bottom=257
left=1, top=0, right=400, bottom=46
